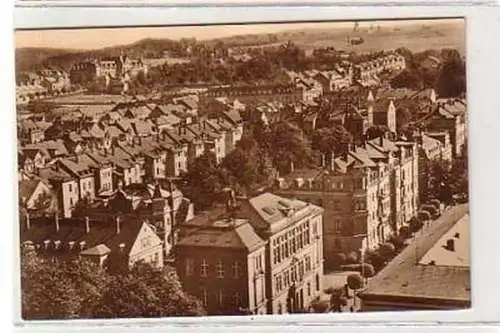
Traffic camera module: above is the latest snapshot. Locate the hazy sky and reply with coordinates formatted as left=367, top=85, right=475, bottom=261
left=15, top=18, right=463, bottom=50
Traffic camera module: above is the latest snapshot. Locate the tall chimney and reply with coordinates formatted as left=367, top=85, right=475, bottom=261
left=290, top=160, right=295, bottom=173
left=85, top=216, right=90, bottom=234
left=54, top=213, right=60, bottom=233
left=116, top=216, right=121, bottom=234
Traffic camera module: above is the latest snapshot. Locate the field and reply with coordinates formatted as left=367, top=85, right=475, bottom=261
left=258, top=21, right=465, bottom=55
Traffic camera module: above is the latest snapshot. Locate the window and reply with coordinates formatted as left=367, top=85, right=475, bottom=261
left=186, top=258, right=194, bottom=276
left=69, top=184, right=72, bottom=192
left=82, top=182, right=86, bottom=191
left=216, top=259, right=225, bottom=278
left=284, top=270, right=290, bottom=287
left=307, top=282, right=311, bottom=296
left=305, top=256, right=311, bottom=272
left=233, top=292, right=241, bottom=307
left=316, top=274, right=320, bottom=291
left=201, top=289, right=208, bottom=306
left=335, top=220, right=342, bottom=234
left=232, top=261, right=241, bottom=278
left=217, top=290, right=224, bottom=306
left=200, top=258, right=208, bottom=277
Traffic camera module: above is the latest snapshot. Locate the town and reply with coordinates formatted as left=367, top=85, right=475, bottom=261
left=16, top=21, right=469, bottom=319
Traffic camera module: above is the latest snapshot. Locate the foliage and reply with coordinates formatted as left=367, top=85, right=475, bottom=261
left=427, top=159, right=454, bottom=205
left=378, top=243, right=396, bottom=259
left=390, top=69, right=424, bottom=91
left=421, top=204, right=439, bottom=219
left=179, top=152, right=229, bottom=211
left=266, top=121, right=313, bottom=174
left=26, top=100, right=57, bottom=115
left=346, top=273, right=364, bottom=290
left=365, top=125, right=390, bottom=140
left=399, top=225, right=411, bottom=239
left=364, top=249, right=385, bottom=272
left=311, top=125, right=352, bottom=156
left=418, top=210, right=432, bottom=221
left=409, top=217, right=424, bottom=233
left=387, top=235, right=405, bottom=252
left=435, top=56, right=466, bottom=98
left=360, top=263, right=375, bottom=278
left=310, top=299, right=330, bottom=313
left=21, top=249, right=205, bottom=320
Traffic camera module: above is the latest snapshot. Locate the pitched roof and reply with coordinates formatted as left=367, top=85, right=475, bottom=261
left=177, top=219, right=265, bottom=252
left=359, top=205, right=470, bottom=304
left=19, top=179, right=44, bottom=202
left=21, top=218, right=150, bottom=256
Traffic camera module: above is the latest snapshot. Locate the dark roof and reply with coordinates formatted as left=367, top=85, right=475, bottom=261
left=21, top=218, right=149, bottom=256
left=359, top=204, right=470, bottom=303
left=177, top=219, right=265, bottom=252
left=19, top=179, right=43, bottom=202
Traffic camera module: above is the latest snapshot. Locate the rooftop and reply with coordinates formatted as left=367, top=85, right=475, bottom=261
left=359, top=204, right=470, bottom=303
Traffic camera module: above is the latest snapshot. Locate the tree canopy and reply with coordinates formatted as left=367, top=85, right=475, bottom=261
left=20, top=248, right=205, bottom=320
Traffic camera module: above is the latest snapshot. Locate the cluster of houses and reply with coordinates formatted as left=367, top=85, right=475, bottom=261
left=352, top=52, right=406, bottom=86
left=17, top=48, right=466, bottom=315
left=16, top=69, right=72, bottom=105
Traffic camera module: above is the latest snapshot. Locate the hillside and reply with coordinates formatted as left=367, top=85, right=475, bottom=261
left=15, top=20, right=464, bottom=73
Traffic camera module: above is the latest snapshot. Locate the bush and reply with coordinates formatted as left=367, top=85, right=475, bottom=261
left=347, top=273, right=364, bottom=290
left=388, top=235, right=405, bottom=251
left=429, top=199, right=441, bottom=209
left=379, top=242, right=396, bottom=259
left=365, top=249, right=385, bottom=271
left=409, top=217, right=424, bottom=233
left=418, top=210, right=432, bottom=221
left=310, top=299, right=330, bottom=313
left=345, top=251, right=359, bottom=264
left=360, top=263, right=375, bottom=278
left=399, top=226, right=411, bottom=239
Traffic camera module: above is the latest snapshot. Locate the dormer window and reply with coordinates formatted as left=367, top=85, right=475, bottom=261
left=54, top=240, right=61, bottom=250
left=79, top=241, right=86, bottom=251
left=43, top=239, right=50, bottom=250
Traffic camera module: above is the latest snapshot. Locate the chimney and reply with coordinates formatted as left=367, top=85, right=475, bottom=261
left=116, top=216, right=121, bottom=234
left=290, top=160, right=295, bottom=173
left=85, top=216, right=90, bottom=234
left=445, top=239, right=455, bottom=252
left=54, top=213, right=60, bottom=233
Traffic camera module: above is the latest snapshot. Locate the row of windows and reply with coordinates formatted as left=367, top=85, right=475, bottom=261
left=199, top=289, right=242, bottom=308
left=272, top=222, right=311, bottom=265
left=186, top=258, right=243, bottom=279
left=273, top=256, right=313, bottom=295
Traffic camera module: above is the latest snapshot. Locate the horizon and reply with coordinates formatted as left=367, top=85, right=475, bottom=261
left=15, top=18, right=463, bottom=51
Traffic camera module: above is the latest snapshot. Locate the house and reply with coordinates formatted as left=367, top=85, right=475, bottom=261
left=176, top=209, right=268, bottom=315
left=239, top=192, right=324, bottom=314
left=371, top=99, right=397, bottom=133
left=21, top=216, right=164, bottom=271
left=38, top=164, right=79, bottom=218
left=18, top=179, right=56, bottom=217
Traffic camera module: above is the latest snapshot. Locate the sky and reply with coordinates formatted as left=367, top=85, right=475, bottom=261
left=15, top=18, right=463, bottom=50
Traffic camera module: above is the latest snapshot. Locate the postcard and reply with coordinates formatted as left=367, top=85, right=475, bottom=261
left=15, top=17, right=468, bottom=320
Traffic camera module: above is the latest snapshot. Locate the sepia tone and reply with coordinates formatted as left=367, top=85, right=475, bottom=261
left=15, top=18, right=468, bottom=319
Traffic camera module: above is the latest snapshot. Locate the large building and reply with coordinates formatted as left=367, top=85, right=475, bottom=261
left=70, top=55, right=148, bottom=84
left=175, top=192, right=324, bottom=315
left=358, top=204, right=470, bottom=311
left=273, top=137, right=419, bottom=269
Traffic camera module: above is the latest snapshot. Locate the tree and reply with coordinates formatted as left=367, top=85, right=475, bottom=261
left=345, top=251, right=359, bottom=265
left=21, top=248, right=108, bottom=319
left=180, top=152, right=228, bottom=210
left=267, top=121, right=313, bottom=174
left=365, top=125, right=390, bottom=140
left=364, top=249, right=385, bottom=272
left=388, top=235, right=405, bottom=252
left=396, top=107, right=413, bottom=131
left=399, top=225, right=411, bottom=239
left=436, top=57, right=466, bottom=98
left=390, top=69, right=423, bottom=90
left=409, top=217, right=424, bottom=233
left=378, top=242, right=396, bottom=260
left=311, top=125, right=352, bottom=157
left=324, top=287, right=347, bottom=312
left=427, top=159, right=454, bottom=205
left=94, top=263, right=205, bottom=318
left=346, top=273, right=364, bottom=307
left=360, top=263, right=375, bottom=280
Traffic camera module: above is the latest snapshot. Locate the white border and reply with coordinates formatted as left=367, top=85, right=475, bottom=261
left=6, top=3, right=500, bottom=332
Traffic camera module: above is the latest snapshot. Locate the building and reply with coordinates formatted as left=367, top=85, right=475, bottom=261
left=176, top=191, right=324, bottom=315
left=358, top=204, right=470, bottom=311
left=175, top=211, right=268, bottom=315
left=70, top=55, right=147, bottom=84
left=200, top=84, right=303, bottom=109
left=239, top=193, right=324, bottom=314
left=274, top=138, right=418, bottom=268
left=21, top=215, right=164, bottom=271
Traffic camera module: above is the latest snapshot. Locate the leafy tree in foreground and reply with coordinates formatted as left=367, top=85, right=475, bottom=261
left=311, top=125, right=353, bottom=157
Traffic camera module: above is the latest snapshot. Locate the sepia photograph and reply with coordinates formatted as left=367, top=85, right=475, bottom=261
left=14, top=17, right=468, bottom=320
